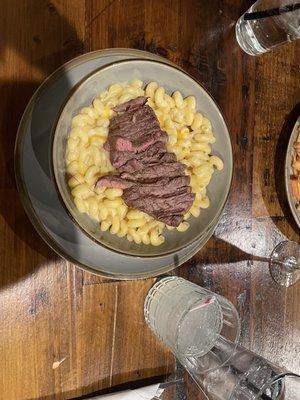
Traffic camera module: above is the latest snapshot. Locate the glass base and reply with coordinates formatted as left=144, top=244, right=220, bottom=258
left=269, top=241, right=300, bottom=287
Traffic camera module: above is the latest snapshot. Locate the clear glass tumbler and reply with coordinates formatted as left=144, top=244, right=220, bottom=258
left=236, top=1, right=300, bottom=55
left=198, top=342, right=300, bottom=399
left=144, top=277, right=300, bottom=399
left=144, top=277, right=240, bottom=374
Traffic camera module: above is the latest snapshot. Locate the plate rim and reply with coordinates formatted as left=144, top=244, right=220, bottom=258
left=285, top=116, right=300, bottom=230
left=51, top=57, right=233, bottom=257
left=14, top=48, right=216, bottom=279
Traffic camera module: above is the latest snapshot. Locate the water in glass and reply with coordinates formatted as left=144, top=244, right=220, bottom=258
left=236, top=0, right=300, bottom=55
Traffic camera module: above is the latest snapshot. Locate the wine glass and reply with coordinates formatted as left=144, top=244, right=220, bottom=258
left=269, top=241, right=300, bottom=287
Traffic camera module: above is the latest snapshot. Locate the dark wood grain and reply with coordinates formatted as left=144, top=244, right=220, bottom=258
left=0, top=1, right=299, bottom=399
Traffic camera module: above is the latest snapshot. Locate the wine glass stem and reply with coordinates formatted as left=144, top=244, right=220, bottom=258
left=272, top=259, right=300, bottom=271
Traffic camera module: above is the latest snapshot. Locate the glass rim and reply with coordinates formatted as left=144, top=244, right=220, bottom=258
left=175, top=294, right=222, bottom=355
left=192, top=305, right=241, bottom=375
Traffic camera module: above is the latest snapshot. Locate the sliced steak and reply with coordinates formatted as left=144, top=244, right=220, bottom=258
left=122, top=176, right=191, bottom=202
left=112, top=96, right=148, bottom=112
left=108, top=129, right=167, bottom=154
left=160, top=214, right=183, bottom=227
left=119, top=151, right=177, bottom=173
left=128, top=192, right=195, bottom=219
left=110, top=104, right=157, bottom=128
left=111, top=142, right=168, bottom=170
left=97, top=97, right=195, bottom=227
left=118, top=159, right=143, bottom=173
left=109, top=114, right=159, bottom=137
left=96, top=176, right=133, bottom=189
left=121, top=162, right=186, bottom=182
left=154, top=152, right=177, bottom=164
left=139, top=141, right=166, bottom=161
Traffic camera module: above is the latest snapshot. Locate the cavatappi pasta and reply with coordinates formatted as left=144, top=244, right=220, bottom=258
left=65, top=80, right=223, bottom=245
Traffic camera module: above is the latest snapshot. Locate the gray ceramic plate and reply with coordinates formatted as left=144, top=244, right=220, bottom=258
left=285, top=117, right=300, bottom=230
left=53, top=59, right=233, bottom=257
left=15, top=48, right=218, bottom=279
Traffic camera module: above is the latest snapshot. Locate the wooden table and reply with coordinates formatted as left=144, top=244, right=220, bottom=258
left=0, top=1, right=299, bottom=399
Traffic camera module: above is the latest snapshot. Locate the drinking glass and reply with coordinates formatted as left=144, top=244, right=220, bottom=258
left=197, top=341, right=300, bottom=399
left=236, top=1, right=300, bottom=55
left=269, top=240, right=300, bottom=287
left=144, top=277, right=300, bottom=399
left=144, top=277, right=240, bottom=374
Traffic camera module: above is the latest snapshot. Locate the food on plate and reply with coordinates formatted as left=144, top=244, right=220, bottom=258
left=290, top=125, right=300, bottom=212
left=96, top=96, right=195, bottom=227
left=65, top=80, right=223, bottom=245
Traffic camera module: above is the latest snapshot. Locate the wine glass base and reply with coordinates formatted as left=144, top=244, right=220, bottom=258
left=269, top=261, right=297, bottom=287
left=269, top=241, right=300, bottom=288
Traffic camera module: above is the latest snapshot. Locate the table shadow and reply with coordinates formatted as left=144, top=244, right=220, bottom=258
left=0, top=0, right=84, bottom=288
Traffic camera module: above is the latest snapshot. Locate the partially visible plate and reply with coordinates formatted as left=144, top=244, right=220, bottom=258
left=53, top=59, right=232, bottom=257
left=15, top=48, right=217, bottom=279
left=285, top=117, right=300, bottom=230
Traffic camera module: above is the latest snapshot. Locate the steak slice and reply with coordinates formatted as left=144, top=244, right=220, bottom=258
left=121, top=162, right=186, bottom=182
left=160, top=214, right=183, bottom=227
left=96, top=176, right=133, bottom=189
left=118, top=159, right=143, bottom=173
left=109, top=106, right=159, bottom=140
left=153, top=152, right=177, bottom=165
left=108, top=129, right=167, bottom=154
left=112, top=96, right=148, bottom=112
left=126, top=192, right=195, bottom=225
left=109, top=114, right=159, bottom=137
left=110, top=141, right=166, bottom=170
left=110, top=103, right=157, bottom=127
left=122, top=176, right=191, bottom=202
left=118, top=151, right=177, bottom=173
